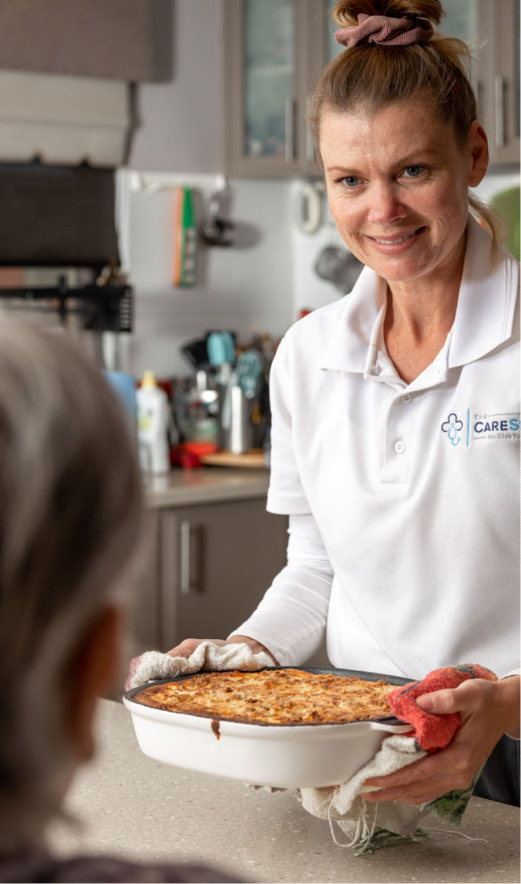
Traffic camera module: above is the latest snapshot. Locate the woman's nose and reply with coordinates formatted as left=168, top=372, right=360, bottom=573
left=367, top=183, right=406, bottom=225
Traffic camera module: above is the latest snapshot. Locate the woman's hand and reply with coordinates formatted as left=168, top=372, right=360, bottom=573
left=362, top=675, right=520, bottom=806
left=167, top=634, right=279, bottom=664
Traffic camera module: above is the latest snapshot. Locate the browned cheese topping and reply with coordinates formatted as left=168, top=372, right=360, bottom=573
left=134, top=669, right=393, bottom=726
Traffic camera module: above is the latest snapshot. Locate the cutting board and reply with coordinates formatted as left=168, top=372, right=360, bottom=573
left=200, top=449, right=266, bottom=468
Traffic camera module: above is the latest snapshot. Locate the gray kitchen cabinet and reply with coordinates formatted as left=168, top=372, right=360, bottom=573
left=326, top=0, right=520, bottom=170
left=224, top=0, right=520, bottom=178
left=130, top=497, right=289, bottom=655
left=478, top=0, right=520, bottom=167
left=224, top=0, right=326, bottom=178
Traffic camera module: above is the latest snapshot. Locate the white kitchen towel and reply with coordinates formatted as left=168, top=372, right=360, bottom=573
left=300, top=733, right=430, bottom=850
left=125, top=641, right=274, bottom=690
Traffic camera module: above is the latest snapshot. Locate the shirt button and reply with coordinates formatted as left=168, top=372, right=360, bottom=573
left=394, top=440, right=406, bottom=454
left=401, top=394, right=412, bottom=404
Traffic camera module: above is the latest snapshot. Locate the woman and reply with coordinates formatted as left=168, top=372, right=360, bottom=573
left=170, top=0, right=520, bottom=808
left=0, top=320, right=236, bottom=882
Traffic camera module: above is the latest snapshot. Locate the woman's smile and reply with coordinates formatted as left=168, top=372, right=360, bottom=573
left=366, top=225, right=426, bottom=251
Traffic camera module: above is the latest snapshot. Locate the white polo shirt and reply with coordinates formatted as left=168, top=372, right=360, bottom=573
left=237, top=216, right=520, bottom=679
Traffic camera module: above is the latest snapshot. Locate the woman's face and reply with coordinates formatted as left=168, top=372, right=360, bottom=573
left=320, top=101, right=488, bottom=286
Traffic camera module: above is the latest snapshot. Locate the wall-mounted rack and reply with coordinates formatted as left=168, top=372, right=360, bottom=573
left=0, top=279, right=133, bottom=333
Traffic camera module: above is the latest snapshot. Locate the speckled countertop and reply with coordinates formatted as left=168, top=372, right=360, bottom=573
left=144, top=467, right=270, bottom=509
left=49, top=700, right=520, bottom=884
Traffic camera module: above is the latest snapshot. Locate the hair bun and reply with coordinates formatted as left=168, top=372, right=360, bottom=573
left=332, top=0, right=443, bottom=28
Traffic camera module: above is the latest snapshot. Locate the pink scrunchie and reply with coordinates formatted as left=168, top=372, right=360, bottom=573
left=335, top=13, right=434, bottom=48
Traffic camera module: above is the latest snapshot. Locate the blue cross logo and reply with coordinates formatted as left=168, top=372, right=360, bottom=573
left=441, top=413, right=463, bottom=447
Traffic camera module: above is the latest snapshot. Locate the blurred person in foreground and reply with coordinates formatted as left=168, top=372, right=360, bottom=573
left=0, top=319, right=238, bottom=883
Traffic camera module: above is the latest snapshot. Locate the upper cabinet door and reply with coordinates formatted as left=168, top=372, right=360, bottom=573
left=225, top=0, right=519, bottom=178
left=243, top=0, right=294, bottom=163
left=478, top=0, right=520, bottom=167
left=224, top=0, right=324, bottom=178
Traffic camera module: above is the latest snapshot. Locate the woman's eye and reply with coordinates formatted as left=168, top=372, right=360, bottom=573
left=340, top=176, right=360, bottom=188
left=402, top=165, right=425, bottom=178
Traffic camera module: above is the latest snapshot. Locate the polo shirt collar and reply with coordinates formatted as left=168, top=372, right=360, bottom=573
left=448, top=214, right=519, bottom=367
left=318, top=266, right=384, bottom=373
left=318, top=214, right=519, bottom=374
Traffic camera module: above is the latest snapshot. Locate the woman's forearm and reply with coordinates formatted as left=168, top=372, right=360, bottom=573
left=498, top=675, right=521, bottom=739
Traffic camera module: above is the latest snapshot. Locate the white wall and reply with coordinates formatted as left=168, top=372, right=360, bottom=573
left=124, top=177, right=294, bottom=378
left=128, top=0, right=225, bottom=174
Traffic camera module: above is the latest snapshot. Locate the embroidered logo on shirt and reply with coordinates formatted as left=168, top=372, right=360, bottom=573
left=441, top=411, right=520, bottom=447
left=441, top=413, right=463, bottom=446
left=472, top=413, right=520, bottom=441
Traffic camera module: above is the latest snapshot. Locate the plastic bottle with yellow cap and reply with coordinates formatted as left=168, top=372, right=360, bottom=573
left=136, top=370, right=171, bottom=474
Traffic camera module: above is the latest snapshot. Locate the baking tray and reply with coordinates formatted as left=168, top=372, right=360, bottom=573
left=123, top=666, right=413, bottom=789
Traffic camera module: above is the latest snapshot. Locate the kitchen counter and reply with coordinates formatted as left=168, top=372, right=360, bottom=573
left=49, top=700, right=520, bottom=884
left=145, top=467, right=270, bottom=509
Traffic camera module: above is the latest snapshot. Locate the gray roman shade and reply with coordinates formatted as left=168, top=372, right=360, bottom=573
left=0, top=71, right=130, bottom=166
left=0, top=0, right=167, bottom=81
left=0, top=0, right=171, bottom=166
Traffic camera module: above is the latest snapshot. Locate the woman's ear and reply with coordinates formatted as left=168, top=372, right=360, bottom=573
left=64, top=605, right=122, bottom=762
left=468, top=120, right=489, bottom=187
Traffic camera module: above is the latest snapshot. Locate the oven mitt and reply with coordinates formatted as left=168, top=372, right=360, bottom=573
left=300, top=663, right=497, bottom=854
left=125, top=641, right=274, bottom=691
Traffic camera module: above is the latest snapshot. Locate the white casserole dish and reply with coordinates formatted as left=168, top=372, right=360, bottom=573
left=123, top=666, right=412, bottom=789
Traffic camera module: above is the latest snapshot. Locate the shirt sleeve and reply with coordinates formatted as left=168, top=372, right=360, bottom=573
left=266, top=335, right=311, bottom=515
left=229, top=513, right=333, bottom=666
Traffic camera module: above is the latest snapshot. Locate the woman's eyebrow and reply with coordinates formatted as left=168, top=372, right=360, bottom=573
left=392, top=148, right=439, bottom=165
left=325, top=166, right=362, bottom=174
left=326, top=148, right=440, bottom=175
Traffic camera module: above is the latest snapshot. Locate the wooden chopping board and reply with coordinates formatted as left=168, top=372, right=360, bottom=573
left=199, top=449, right=266, bottom=468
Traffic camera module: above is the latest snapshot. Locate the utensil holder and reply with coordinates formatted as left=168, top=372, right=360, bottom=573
left=218, top=384, right=253, bottom=454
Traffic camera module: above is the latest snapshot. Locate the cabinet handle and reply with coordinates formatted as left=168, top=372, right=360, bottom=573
left=179, top=519, right=191, bottom=594
left=494, top=75, right=506, bottom=148
left=306, top=96, right=315, bottom=165
left=285, top=98, right=295, bottom=162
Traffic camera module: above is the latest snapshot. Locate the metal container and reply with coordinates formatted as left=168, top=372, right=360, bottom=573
left=123, top=667, right=412, bottom=789
left=218, top=383, right=253, bottom=453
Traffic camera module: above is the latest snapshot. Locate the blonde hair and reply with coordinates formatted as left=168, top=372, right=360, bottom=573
left=310, top=0, right=497, bottom=238
left=0, top=318, right=144, bottom=847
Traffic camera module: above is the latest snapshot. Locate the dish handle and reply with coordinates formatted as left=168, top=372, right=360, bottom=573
left=369, top=719, right=414, bottom=735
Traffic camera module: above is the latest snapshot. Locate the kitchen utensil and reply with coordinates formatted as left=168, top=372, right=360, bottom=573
left=201, top=188, right=236, bottom=247
left=123, top=666, right=412, bottom=790
left=218, top=382, right=253, bottom=453
left=207, top=331, right=235, bottom=369
left=173, top=186, right=197, bottom=287
left=174, top=375, right=219, bottom=445
left=180, top=337, right=210, bottom=371
left=235, top=349, right=263, bottom=399
left=314, top=245, right=363, bottom=293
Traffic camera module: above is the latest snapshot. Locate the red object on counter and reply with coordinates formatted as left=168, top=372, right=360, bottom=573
left=387, top=663, right=497, bottom=752
left=170, top=442, right=219, bottom=470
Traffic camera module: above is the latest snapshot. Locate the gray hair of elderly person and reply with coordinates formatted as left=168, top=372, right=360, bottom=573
left=0, top=318, right=144, bottom=850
